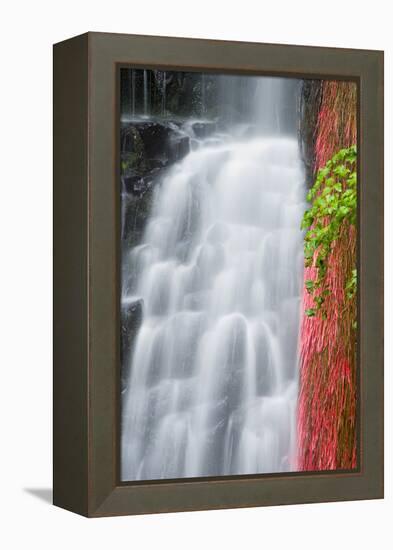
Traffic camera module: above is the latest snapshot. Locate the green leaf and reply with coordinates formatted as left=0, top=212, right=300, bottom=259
left=302, top=145, right=357, bottom=320
left=305, top=280, right=315, bottom=293
left=305, top=308, right=316, bottom=317
left=333, top=165, right=349, bottom=178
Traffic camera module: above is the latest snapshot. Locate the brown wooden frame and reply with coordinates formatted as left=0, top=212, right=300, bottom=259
left=53, top=32, right=384, bottom=517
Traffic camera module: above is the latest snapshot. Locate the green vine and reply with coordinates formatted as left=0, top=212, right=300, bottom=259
left=301, top=145, right=357, bottom=318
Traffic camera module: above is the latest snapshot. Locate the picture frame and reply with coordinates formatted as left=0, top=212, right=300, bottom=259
left=53, top=32, right=384, bottom=517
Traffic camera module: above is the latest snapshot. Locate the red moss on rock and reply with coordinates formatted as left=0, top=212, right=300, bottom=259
left=297, top=81, right=357, bottom=471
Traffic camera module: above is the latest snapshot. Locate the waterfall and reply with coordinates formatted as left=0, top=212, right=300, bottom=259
left=253, top=77, right=299, bottom=135
left=121, top=75, right=305, bottom=481
left=143, top=69, right=148, bottom=115
left=162, top=71, right=166, bottom=116
left=131, top=70, right=135, bottom=116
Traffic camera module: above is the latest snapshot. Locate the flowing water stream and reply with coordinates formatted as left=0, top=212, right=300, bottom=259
left=121, top=75, right=305, bottom=481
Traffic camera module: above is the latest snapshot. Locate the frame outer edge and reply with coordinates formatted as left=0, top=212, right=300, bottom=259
left=360, top=50, right=384, bottom=500
left=53, top=33, right=90, bottom=517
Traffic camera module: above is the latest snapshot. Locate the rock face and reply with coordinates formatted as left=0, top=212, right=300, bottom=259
left=121, top=120, right=190, bottom=178
left=121, top=299, right=143, bottom=391
left=191, top=121, right=217, bottom=138
left=120, top=119, right=218, bottom=247
left=120, top=69, right=220, bottom=119
left=299, top=80, right=323, bottom=187
left=120, top=121, right=187, bottom=247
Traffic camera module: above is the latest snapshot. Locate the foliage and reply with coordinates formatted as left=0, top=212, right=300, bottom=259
left=301, top=145, right=357, bottom=317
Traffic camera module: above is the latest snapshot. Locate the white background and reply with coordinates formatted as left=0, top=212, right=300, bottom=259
left=0, top=1, right=391, bottom=548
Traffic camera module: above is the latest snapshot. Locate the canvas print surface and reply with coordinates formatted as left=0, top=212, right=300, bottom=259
left=119, top=69, right=357, bottom=481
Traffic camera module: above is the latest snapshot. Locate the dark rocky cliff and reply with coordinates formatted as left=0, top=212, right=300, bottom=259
left=299, top=80, right=322, bottom=187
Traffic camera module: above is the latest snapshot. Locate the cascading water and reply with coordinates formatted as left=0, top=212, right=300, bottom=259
left=162, top=71, right=166, bottom=116
left=121, top=75, right=305, bottom=481
left=143, top=69, right=148, bottom=115
left=131, top=70, right=136, bottom=116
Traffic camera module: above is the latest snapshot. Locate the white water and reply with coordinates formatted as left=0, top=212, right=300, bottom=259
left=121, top=76, right=305, bottom=481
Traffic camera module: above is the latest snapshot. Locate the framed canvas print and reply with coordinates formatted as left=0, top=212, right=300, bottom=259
left=53, top=32, right=384, bottom=517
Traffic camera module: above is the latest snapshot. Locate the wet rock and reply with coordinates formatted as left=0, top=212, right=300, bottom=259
left=121, top=185, right=155, bottom=249
left=121, top=168, right=161, bottom=196
left=121, top=69, right=220, bottom=119
left=299, top=80, right=323, bottom=187
left=121, top=299, right=144, bottom=390
left=121, top=121, right=190, bottom=174
left=168, top=134, right=190, bottom=163
left=121, top=120, right=191, bottom=198
left=119, top=120, right=196, bottom=247
left=136, top=121, right=174, bottom=160
left=192, top=121, right=217, bottom=138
